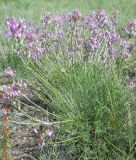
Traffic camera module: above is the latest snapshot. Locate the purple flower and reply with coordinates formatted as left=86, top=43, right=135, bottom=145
left=47, top=32, right=54, bottom=40
left=110, top=31, right=118, bottom=41
left=66, top=52, right=73, bottom=60
left=55, top=29, right=64, bottom=39
left=104, top=30, right=118, bottom=45
left=88, top=36, right=99, bottom=50
left=83, top=42, right=89, bottom=50
left=119, top=39, right=128, bottom=48
left=5, top=17, right=16, bottom=36
left=2, top=80, right=27, bottom=100
left=28, top=46, right=43, bottom=61
left=82, top=12, right=97, bottom=29
left=60, top=12, right=69, bottom=22
left=25, top=28, right=37, bottom=44
left=75, top=37, right=83, bottom=49
left=83, top=16, right=91, bottom=27
left=45, top=129, right=53, bottom=138
left=40, top=12, right=52, bottom=25
left=124, top=20, right=136, bottom=37
left=53, top=15, right=64, bottom=26
left=97, top=10, right=109, bottom=26
left=108, top=46, right=116, bottom=56
left=97, top=9, right=105, bottom=18
left=5, top=17, right=26, bottom=40
left=2, top=84, right=20, bottom=99
left=69, top=9, right=81, bottom=22
left=37, top=139, right=43, bottom=147
left=5, top=10, right=134, bottom=64
left=4, top=67, right=14, bottom=77
left=127, top=44, right=133, bottom=53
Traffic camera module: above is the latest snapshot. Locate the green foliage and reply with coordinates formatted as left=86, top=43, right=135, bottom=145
left=0, top=0, right=136, bottom=23
left=25, top=54, right=136, bottom=159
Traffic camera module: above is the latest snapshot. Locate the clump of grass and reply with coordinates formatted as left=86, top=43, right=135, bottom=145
left=24, top=53, right=136, bottom=159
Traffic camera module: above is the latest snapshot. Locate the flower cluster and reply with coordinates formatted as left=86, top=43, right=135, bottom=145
left=2, top=80, right=27, bottom=100
left=4, top=67, right=14, bottom=77
left=5, top=10, right=136, bottom=62
left=69, top=9, right=81, bottom=22
left=5, top=17, right=44, bottom=61
left=25, top=28, right=43, bottom=61
left=124, top=20, right=136, bottom=38
left=5, top=17, right=26, bottom=40
left=39, top=12, right=52, bottom=25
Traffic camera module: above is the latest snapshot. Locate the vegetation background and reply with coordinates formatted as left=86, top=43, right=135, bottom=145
left=0, top=0, right=136, bottom=23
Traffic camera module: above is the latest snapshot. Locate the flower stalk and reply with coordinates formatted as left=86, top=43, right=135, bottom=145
left=1, top=104, right=10, bottom=160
